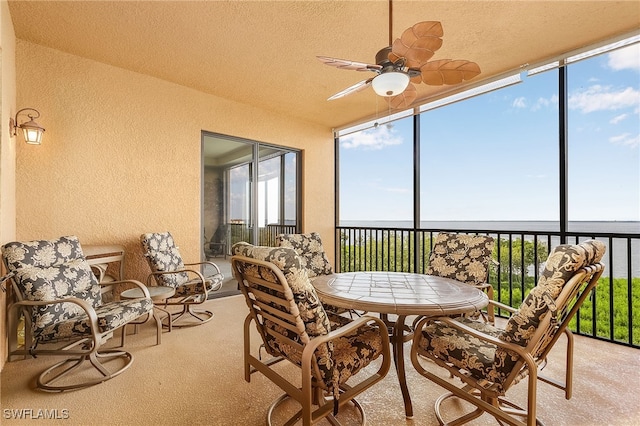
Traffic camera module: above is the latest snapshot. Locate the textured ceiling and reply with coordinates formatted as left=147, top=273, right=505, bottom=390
left=8, top=1, right=640, bottom=130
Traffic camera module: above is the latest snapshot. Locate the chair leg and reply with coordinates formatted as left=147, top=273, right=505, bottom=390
left=265, top=392, right=366, bottom=426
left=433, top=390, right=546, bottom=426
left=434, top=392, right=486, bottom=426
left=120, top=312, right=154, bottom=347
left=150, top=305, right=174, bottom=344
left=36, top=348, right=134, bottom=392
left=267, top=394, right=302, bottom=426
left=168, top=304, right=214, bottom=328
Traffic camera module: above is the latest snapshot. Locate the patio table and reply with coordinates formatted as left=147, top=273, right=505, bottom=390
left=312, top=271, right=489, bottom=418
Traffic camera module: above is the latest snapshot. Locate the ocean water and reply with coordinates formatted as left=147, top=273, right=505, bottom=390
left=339, top=221, right=640, bottom=278
left=341, top=220, right=640, bottom=233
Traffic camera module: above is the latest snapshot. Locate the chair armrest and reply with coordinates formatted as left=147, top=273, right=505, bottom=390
left=474, top=283, right=492, bottom=291
left=146, top=269, right=216, bottom=294
left=147, top=268, right=203, bottom=280
left=184, top=261, right=222, bottom=275
left=302, top=315, right=391, bottom=364
left=0, top=272, right=15, bottom=292
left=412, top=315, right=540, bottom=390
left=298, top=315, right=392, bottom=406
left=9, top=297, right=102, bottom=347
left=487, top=299, right=517, bottom=313
left=413, top=315, right=531, bottom=363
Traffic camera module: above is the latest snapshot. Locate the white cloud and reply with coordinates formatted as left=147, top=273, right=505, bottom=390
left=509, top=95, right=558, bottom=112
left=568, top=84, right=640, bottom=113
left=340, top=125, right=403, bottom=150
left=607, top=44, right=640, bottom=72
left=512, top=97, right=526, bottom=108
left=531, top=94, right=558, bottom=111
left=609, top=133, right=640, bottom=148
left=610, top=113, right=629, bottom=124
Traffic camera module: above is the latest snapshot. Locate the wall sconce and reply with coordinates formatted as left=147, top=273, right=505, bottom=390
left=10, top=108, right=45, bottom=145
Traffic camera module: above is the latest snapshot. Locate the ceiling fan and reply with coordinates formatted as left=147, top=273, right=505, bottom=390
left=317, top=2, right=481, bottom=109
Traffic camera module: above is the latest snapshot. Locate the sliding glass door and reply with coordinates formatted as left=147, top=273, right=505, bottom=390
left=202, top=132, right=300, bottom=258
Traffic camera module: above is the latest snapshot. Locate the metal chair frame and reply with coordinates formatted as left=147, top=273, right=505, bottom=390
left=2, top=270, right=153, bottom=392
left=233, top=255, right=391, bottom=426
left=145, top=261, right=223, bottom=327
left=411, top=262, right=605, bottom=426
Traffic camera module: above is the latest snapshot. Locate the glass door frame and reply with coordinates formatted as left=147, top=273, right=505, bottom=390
left=201, top=131, right=301, bottom=257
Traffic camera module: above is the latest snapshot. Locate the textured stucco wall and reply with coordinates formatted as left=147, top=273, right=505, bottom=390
left=13, top=40, right=335, bottom=285
left=0, top=0, right=17, bottom=371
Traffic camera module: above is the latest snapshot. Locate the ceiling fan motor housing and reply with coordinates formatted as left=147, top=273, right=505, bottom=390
left=375, top=46, right=394, bottom=66
left=376, top=46, right=406, bottom=70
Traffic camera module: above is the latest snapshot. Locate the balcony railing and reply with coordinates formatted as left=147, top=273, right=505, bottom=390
left=336, top=225, right=640, bottom=349
left=229, top=223, right=297, bottom=248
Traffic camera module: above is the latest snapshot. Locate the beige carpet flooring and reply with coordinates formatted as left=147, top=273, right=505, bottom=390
left=1, top=295, right=639, bottom=425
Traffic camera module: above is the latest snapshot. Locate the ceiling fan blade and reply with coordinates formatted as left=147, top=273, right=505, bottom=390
left=410, top=21, right=444, bottom=38
left=327, top=78, right=373, bottom=100
left=419, top=59, right=481, bottom=85
left=389, top=21, right=444, bottom=68
left=317, top=56, right=382, bottom=72
left=386, top=83, right=417, bottom=109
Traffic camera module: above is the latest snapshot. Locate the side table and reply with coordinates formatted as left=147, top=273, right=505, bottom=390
left=121, top=286, right=175, bottom=345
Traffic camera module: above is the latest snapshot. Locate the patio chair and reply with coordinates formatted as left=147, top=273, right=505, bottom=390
left=426, top=232, right=496, bottom=323
left=410, top=239, right=605, bottom=426
left=231, top=242, right=391, bottom=426
left=275, top=232, right=334, bottom=277
left=140, top=232, right=224, bottom=327
left=276, top=232, right=354, bottom=316
left=1, top=235, right=154, bottom=392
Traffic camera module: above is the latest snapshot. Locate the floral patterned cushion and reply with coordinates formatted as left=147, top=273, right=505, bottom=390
left=276, top=232, right=333, bottom=278
left=327, top=312, right=386, bottom=386
left=426, top=232, right=495, bottom=285
left=498, top=240, right=606, bottom=370
left=417, top=239, right=606, bottom=390
left=1, top=235, right=153, bottom=343
left=171, top=275, right=223, bottom=299
left=36, top=298, right=155, bottom=342
left=232, top=242, right=335, bottom=389
left=140, top=232, right=224, bottom=297
left=275, top=232, right=347, bottom=313
left=140, top=232, right=190, bottom=287
left=417, top=317, right=504, bottom=384
left=232, top=242, right=385, bottom=400
left=232, top=242, right=331, bottom=339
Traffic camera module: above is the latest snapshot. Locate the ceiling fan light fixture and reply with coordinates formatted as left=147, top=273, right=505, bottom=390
left=371, top=72, right=410, bottom=97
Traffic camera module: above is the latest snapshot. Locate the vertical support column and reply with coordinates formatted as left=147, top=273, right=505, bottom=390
left=413, top=113, right=421, bottom=272
left=559, top=65, right=568, bottom=244
left=334, top=131, right=341, bottom=272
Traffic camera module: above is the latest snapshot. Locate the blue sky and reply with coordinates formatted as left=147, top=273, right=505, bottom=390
left=339, top=42, right=640, bottom=223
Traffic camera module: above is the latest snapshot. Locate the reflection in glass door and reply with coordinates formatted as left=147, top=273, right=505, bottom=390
left=202, top=132, right=300, bottom=259
left=203, top=135, right=254, bottom=261
left=257, top=147, right=298, bottom=244
left=229, top=162, right=253, bottom=246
